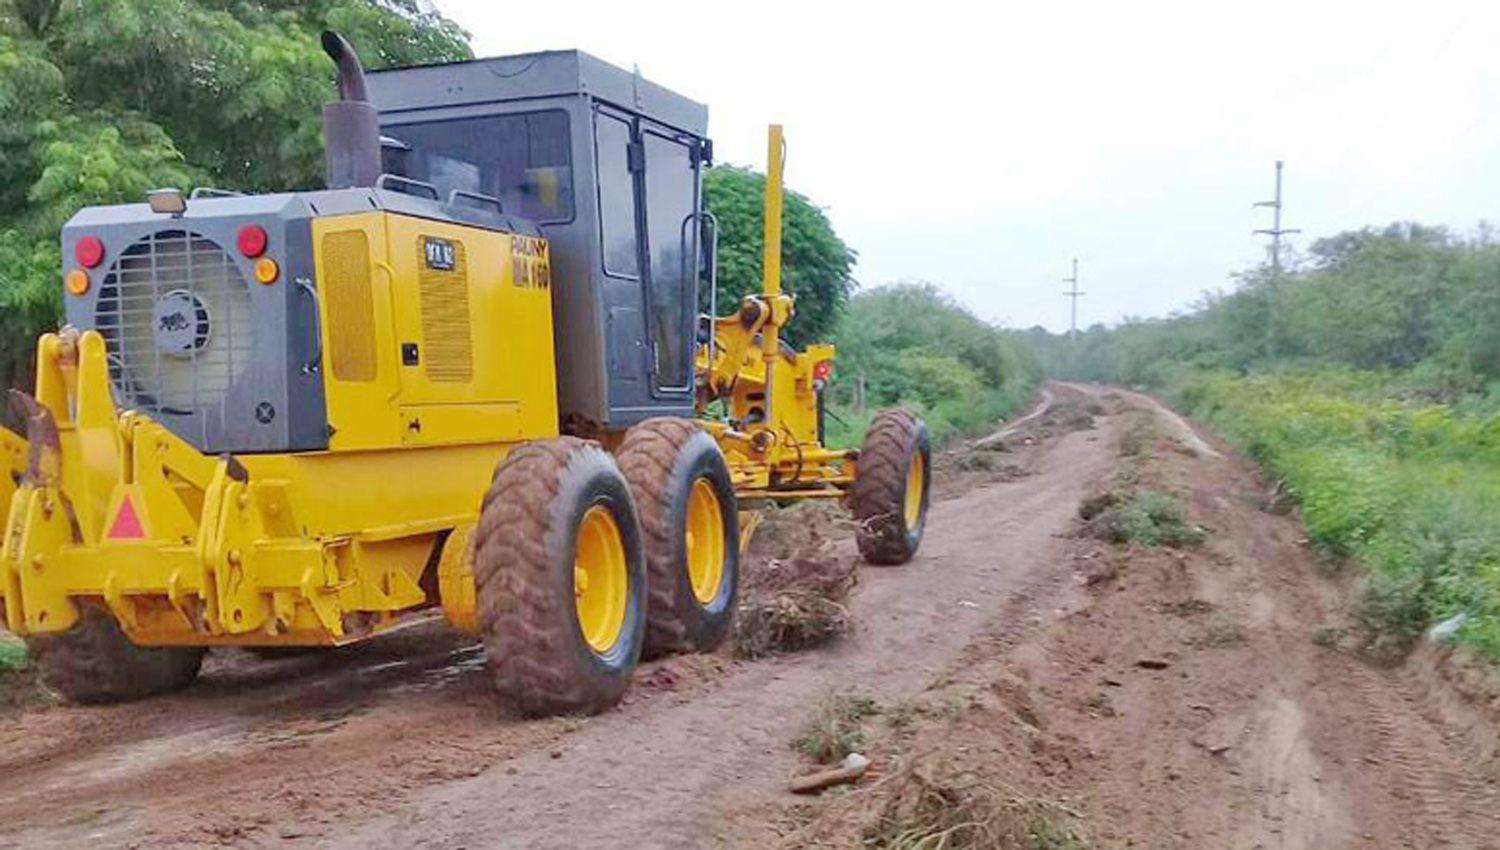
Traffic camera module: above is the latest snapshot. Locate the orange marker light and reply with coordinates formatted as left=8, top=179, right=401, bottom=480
left=253, top=257, right=279, bottom=284
left=65, top=268, right=90, bottom=296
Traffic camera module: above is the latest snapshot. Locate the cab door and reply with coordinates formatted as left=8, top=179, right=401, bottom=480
left=639, top=124, right=700, bottom=396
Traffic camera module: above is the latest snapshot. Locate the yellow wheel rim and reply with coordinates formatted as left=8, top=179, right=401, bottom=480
left=574, top=505, right=628, bottom=654
left=903, top=452, right=925, bottom=529
left=685, top=478, right=726, bottom=605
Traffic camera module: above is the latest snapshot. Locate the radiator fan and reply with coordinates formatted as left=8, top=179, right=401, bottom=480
left=97, top=230, right=258, bottom=416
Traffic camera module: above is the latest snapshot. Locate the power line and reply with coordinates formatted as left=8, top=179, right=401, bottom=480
left=1062, top=258, right=1084, bottom=336
left=1253, top=160, right=1300, bottom=275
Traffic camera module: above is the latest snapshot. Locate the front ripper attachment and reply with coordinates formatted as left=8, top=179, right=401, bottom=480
left=0, top=328, right=418, bottom=648
left=2, top=330, right=252, bottom=639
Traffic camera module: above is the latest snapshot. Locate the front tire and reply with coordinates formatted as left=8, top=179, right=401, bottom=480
left=27, top=604, right=205, bottom=704
left=472, top=438, right=647, bottom=717
left=851, top=409, right=931, bottom=565
left=617, top=418, right=739, bottom=658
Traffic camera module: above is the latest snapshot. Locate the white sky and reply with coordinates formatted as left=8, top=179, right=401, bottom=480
left=435, top=0, right=1500, bottom=332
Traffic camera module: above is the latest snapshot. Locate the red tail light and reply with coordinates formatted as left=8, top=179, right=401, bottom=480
left=75, top=236, right=104, bottom=268
left=813, top=360, right=833, bottom=381
left=236, top=224, right=268, bottom=258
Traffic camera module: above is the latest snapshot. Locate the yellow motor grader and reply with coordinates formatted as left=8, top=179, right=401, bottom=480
left=0, top=33, right=929, bottom=715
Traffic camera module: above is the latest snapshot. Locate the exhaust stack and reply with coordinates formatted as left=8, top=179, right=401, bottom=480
left=321, top=31, right=381, bottom=190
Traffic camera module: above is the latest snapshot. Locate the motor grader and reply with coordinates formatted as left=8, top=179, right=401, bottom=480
left=0, top=33, right=930, bottom=716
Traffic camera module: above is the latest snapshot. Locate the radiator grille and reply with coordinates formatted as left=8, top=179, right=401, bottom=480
left=95, top=230, right=255, bottom=434
left=322, top=231, right=378, bottom=382
left=417, top=237, right=473, bottom=383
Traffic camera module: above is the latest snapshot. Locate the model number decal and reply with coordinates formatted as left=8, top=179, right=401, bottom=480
left=510, top=235, right=550, bottom=290
left=423, top=237, right=456, bottom=271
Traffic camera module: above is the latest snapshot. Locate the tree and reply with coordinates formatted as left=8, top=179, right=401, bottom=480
left=702, top=165, right=856, bottom=346
left=0, top=0, right=470, bottom=391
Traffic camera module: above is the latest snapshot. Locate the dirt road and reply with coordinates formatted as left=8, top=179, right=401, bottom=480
left=1, top=384, right=1497, bottom=848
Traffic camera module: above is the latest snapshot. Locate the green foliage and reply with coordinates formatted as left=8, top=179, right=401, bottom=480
left=825, top=283, right=1040, bottom=447
left=0, top=635, right=22, bottom=671
left=0, top=0, right=470, bottom=390
left=702, top=165, right=856, bottom=346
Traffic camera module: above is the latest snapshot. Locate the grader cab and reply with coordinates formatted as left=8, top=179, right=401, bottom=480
left=0, top=33, right=930, bottom=715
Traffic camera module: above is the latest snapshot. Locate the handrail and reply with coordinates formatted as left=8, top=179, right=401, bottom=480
left=375, top=173, right=440, bottom=200
left=447, top=188, right=504, bottom=215
left=188, top=187, right=244, bottom=199
left=682, top=210, right=719, bottom=369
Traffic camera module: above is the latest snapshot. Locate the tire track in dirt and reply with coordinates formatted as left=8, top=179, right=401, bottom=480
left=1345, top=660, right=1500, bottom=848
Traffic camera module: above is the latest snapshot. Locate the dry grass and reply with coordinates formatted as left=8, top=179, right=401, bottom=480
left=794, top=691, right=880, bottom=764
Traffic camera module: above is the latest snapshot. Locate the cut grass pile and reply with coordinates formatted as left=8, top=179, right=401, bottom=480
left=734, top=503, right=858, bottom=660
left=1080, top=489, right=1206, bottom=549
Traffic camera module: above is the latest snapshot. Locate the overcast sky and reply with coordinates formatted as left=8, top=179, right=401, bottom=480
left=436, top=0, right=1499, bottom=332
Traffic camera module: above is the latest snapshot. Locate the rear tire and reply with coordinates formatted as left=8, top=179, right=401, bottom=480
left=472, top=438, right=647, bottom=717
left=617, top=418, right=739, bottom=658
left=27, top=604, right=205, bottom=704
left=851, top=408, right=931, bottom=565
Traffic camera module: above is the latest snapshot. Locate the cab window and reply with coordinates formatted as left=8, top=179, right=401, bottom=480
left=384, top=110, right=574, bottom=223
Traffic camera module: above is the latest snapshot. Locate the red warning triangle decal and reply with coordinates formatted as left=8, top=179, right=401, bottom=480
left=107, top=497, right=145, bottom=540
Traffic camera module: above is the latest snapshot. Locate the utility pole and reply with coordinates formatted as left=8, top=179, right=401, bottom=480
left=1062, top=258, right=1084, bottom=337
left=1253, top=160, right=1300, bottom=275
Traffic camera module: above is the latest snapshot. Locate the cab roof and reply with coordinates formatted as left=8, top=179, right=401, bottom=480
left=366, top=49, right=708, bottom=138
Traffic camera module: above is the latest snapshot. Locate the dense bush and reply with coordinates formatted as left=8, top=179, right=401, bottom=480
left=823, top=283, right=1040, bottom=447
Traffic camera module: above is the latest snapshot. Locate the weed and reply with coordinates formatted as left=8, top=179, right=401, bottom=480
left=0, top=636, right=23, bottom=671
left=949, top=451, right=998, bottom=473
left=1085, top=489, right=1207, bottom=548
left=1311, top=625, right=1345, bottom=648
left=0, top=636, right=43, bottom=710
left=1165, top=598, right=1214, bottom=617
left=794, top=691, right=880, bottom=764
left=1082, top=691, right=1117, bottom=718
left=1076, top=491, right=1116, bottom=522
left=1117, top=412, right=1157, bottom=458
left=883, top=698, right=929, bottom=731
left=1195, top=616, right=1248, bottom=648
